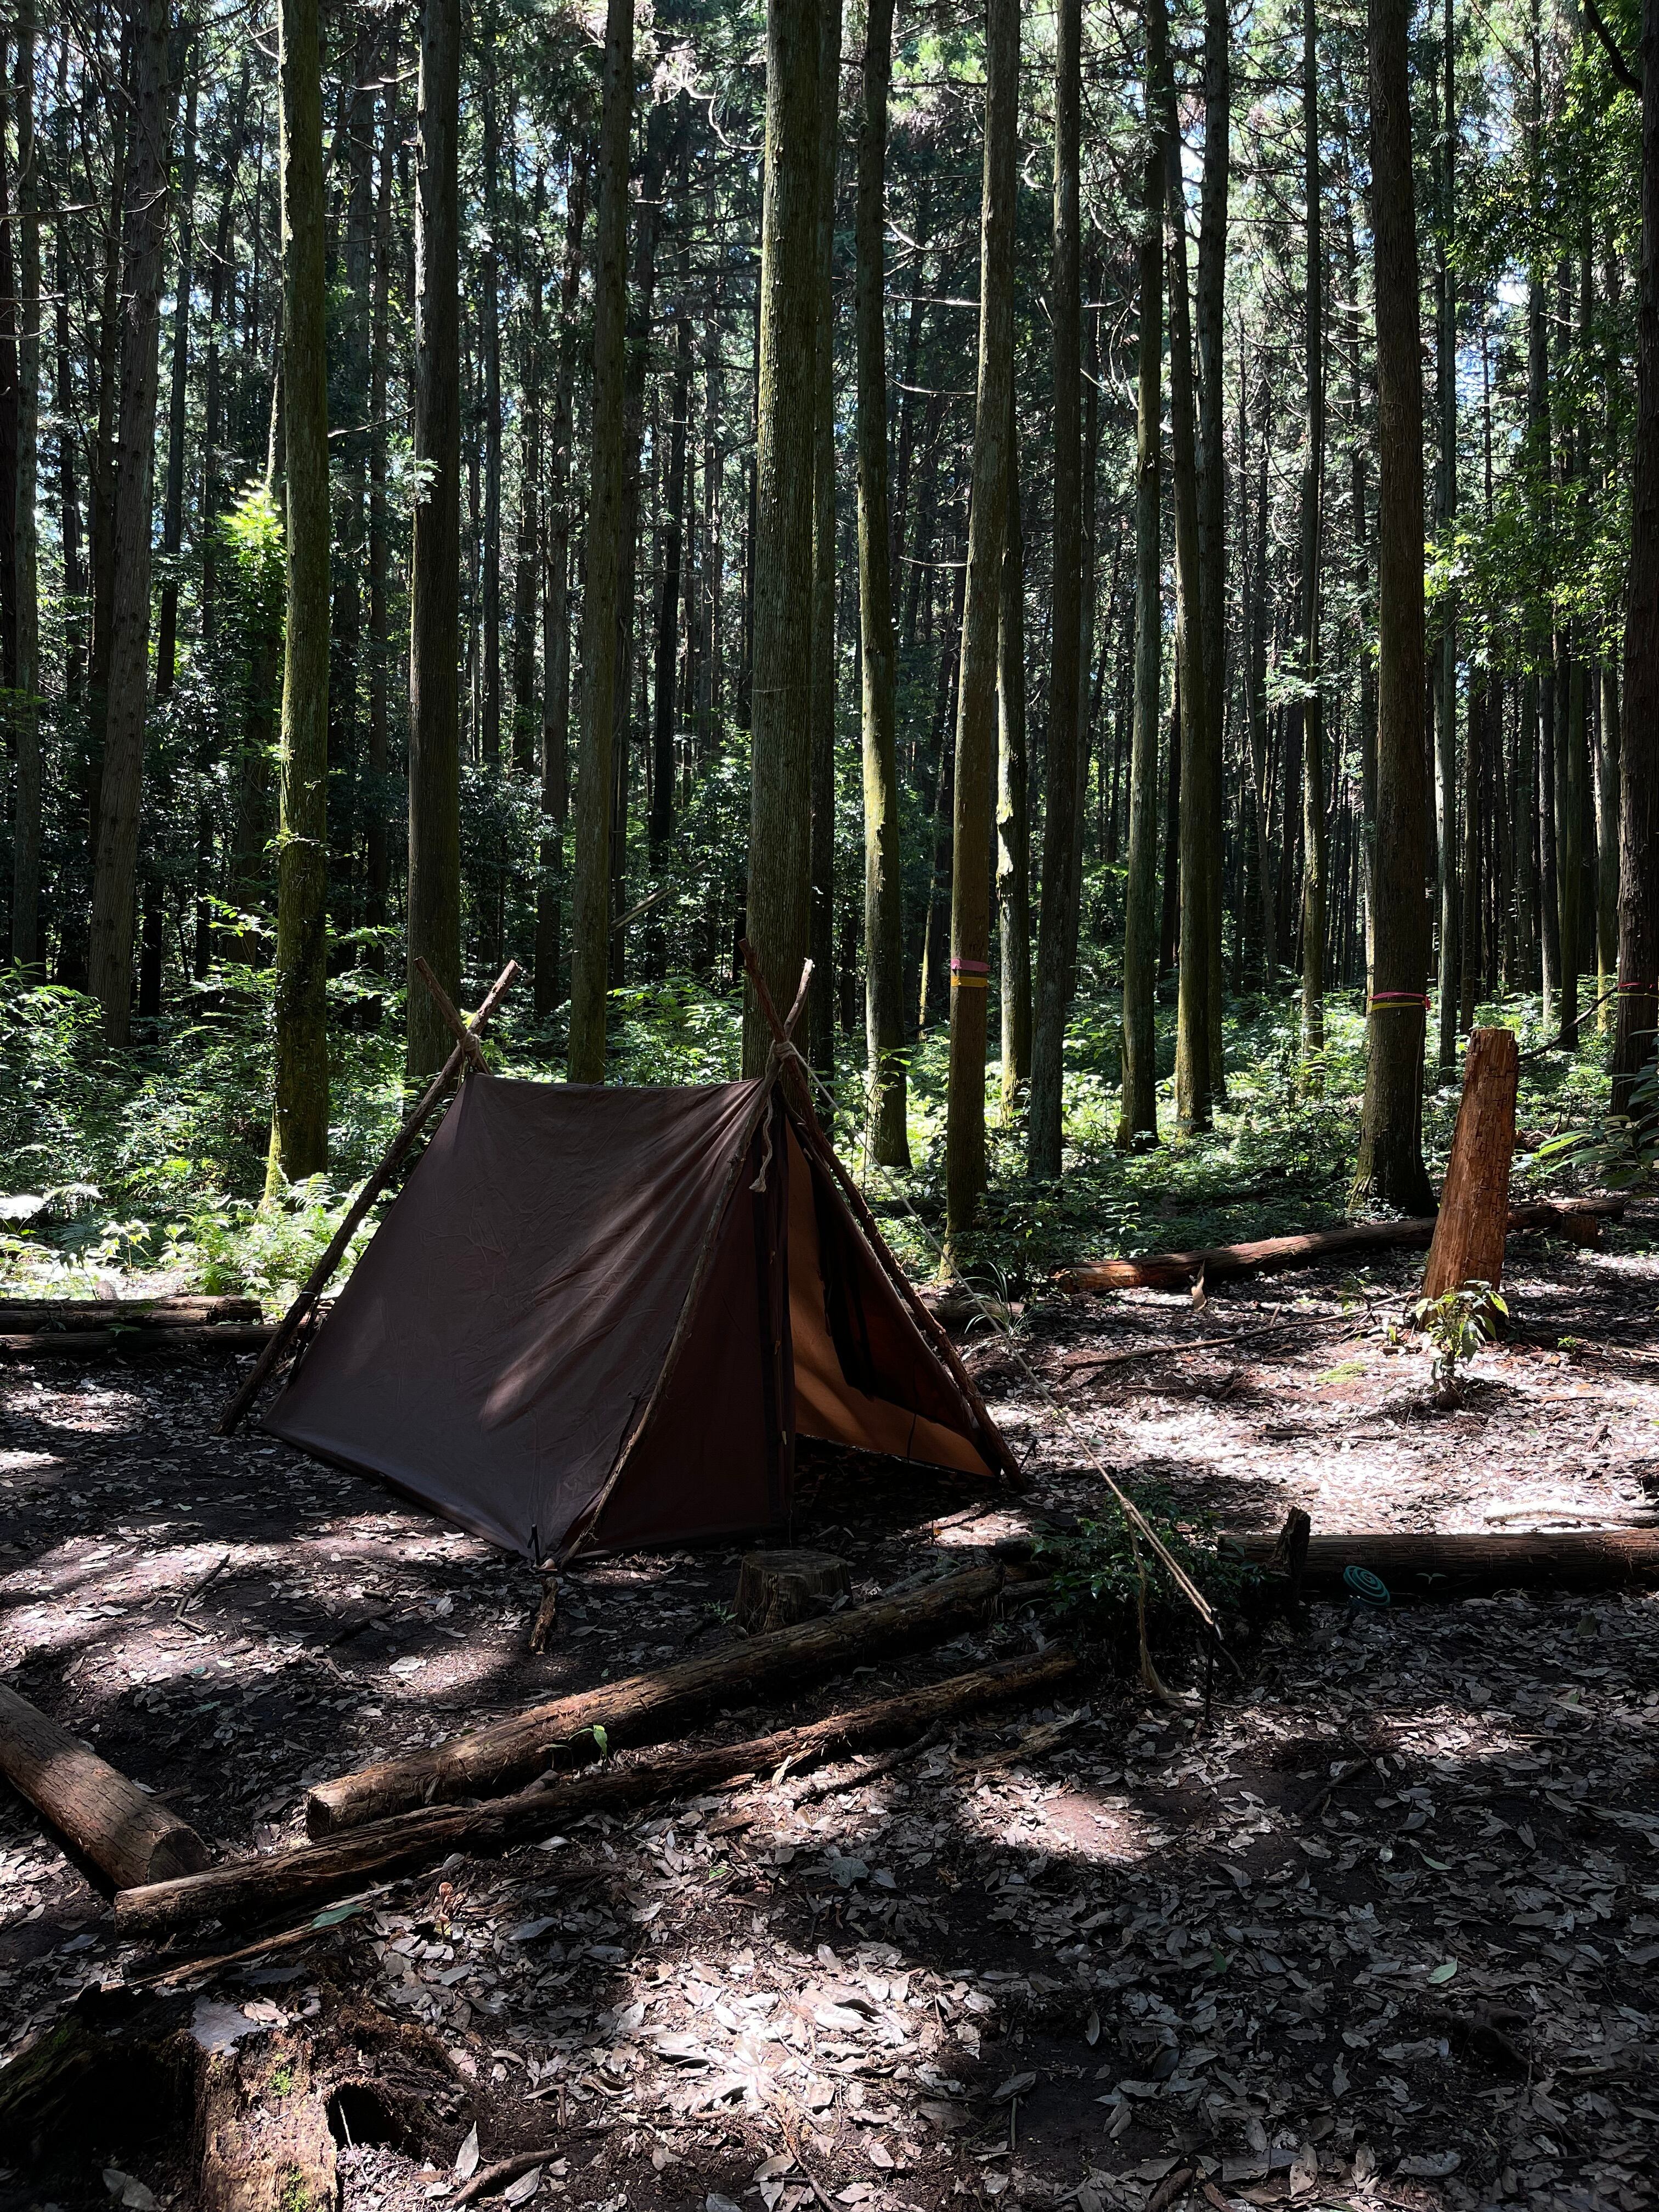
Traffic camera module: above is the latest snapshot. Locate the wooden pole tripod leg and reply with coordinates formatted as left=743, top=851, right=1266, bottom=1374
left=414, top=957, right=489, bottom=1070
left=217, top=960, right=520, bottom=1436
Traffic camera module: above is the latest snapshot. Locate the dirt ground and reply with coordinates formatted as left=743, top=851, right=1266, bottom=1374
left=2, top=1209, right=1657, bottom=2212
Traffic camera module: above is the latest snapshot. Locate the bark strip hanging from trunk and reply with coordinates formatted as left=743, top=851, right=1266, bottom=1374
left=1061, top=1196, right=1623, bottom=1291
left=306, top=1563, right=1006, bottom=1836
left=1229, top=1528, right=1659, bottom=1599
left=119, top=1649, right=1076, bottom=1938
left=0, top=1684, right=211, bottom=1892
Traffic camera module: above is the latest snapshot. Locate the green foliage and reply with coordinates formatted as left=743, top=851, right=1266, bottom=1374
left=1411, top=1280, right=1508, bottom=1395
left=1034, top=1487, right=1243, bottom=1643
left=1534, top=1049, right=1659, bottom=1190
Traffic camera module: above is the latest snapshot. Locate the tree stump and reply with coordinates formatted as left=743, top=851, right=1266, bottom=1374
left=735, top=1549, right=851, bottom=1634
left=1423, top=1026, right=1519, bottom=1306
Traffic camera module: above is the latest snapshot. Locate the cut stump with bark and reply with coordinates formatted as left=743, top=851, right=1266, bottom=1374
left=0, top=1682, right=211, bottom=1890
left=735, top=1548, right=851, bottom=1632
left=1423, top=1027, right=1519, bottom=1304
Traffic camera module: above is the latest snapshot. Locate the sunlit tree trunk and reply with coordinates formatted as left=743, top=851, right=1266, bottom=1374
left=10, top=0, right=41, bottom=970
left=156, top=58, right=196, bottom=702
left=1297, top=0, right=1327, bottom=1085
left=1195, top=0, right=1230, bottom=1104
left=479, top=0, right=502, bottom=773
left=1028, top=0, right=1081, bottom=1178
left=406, top=0, right=461, bottom=1081
left=997, top=393, right=1030, bottom=1117
left=267, top=0, right=331, bottom=1188
left=742, top=0, right=822, bottom=1074
left=944, top=0, right=1017, bottom=1242
left=1434, top=0, right=1459, bottom=1074
left=568, top=0, right=634, bottom=1079
left=855, top=0, right=908, bottom=1164
left=1119, top=16, right=1165, bottom=1151
left=88, top=0, right=170, bottom=1045
left=539, top=161, right=586, bottom=1025
left=1356, top=0, right=1433, bottom=1210
left=808, top=0, right=841, bottom=1081
left=651, top=107, right=692, bottom=891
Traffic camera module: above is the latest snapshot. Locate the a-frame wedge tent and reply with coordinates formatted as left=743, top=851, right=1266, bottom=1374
left=263, top=1069, right=1019, bottom=1562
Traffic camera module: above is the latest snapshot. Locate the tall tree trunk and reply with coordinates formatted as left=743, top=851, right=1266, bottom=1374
left=741, top=0, right=823, bottom=1075
left=568, top=0, right=634, bottom=1076
left=1460, top=675, right=1483, bottom=1029
left=1595, top=660, right=1620, bottom=1024
left=1164, top=53, right=1212, bottom=1134
left=406, top=0, right=461, bottom=1080
left=479, top=1, right=501, bottom=772
left=1242, top=347, right=1277, bottom=981
left=1616, top=0, right=1659, bottom=1113
left=1355, top=0, right=1433, bottom=1210
left=856, top=0, right=907, bottom=1165
left=365, top=68, right=397, bottom=986
left=10, top=0, right=41, bottom=969
left=88, top=0, right=171, bottom=1045
left=808, top=2, right=841, bottom=1080
left=86, top=23, right=129, bottom=864
left=268, top=0, right=330, bottom=1186
left=156, top=55, right=196, bottom=699
left=1297, top=0, right=1326, bottom=1084
left=331, top=13, right=373, bottom=959
left=1119, top=26, right=1165, bottom=1151
left=0, top=47, right=18, bottom=698
left=651, top=107, right=693, bottom=880
left=1195, top=0, right=1231, bottom=1103
left=200, top=53, right=247, bottom=651
left=1028, top=0, right=1082, bottom=1179
left=511, top=166, right=544, bottom=775
left=943, top=0, right=1018, bottom=1242
left=1434, top=1, right=1459, bottom=1074
left=996, top=391, right=1030, bottom=1115
left=539, top=160, right=586, bottom=1024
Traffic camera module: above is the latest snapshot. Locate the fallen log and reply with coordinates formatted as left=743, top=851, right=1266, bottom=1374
left=117, top=1647, right=1077, bottom=1937
left=0, top=1295, right=262, bottom=1330
left=0, top=1323, right=275, bottom=1357
left=306, top=1560, right=1005, bottom=1836
left=1228, top=1527, right=1659, bottom=1599
left=1062, top=1197, right=1626, bottom=1292
left=0, top=1683, right=211, bottom=1890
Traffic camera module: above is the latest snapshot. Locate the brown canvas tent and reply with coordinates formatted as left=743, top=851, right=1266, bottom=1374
left=263, top=1069, right=1017, bottom=1562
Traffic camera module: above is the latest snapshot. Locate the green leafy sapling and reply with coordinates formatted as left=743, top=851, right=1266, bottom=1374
left=1410, top=1279, right=1508, bottom=1409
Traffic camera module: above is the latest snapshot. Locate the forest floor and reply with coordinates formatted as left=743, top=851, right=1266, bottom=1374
left=2, top=1209, right=1657, bottom=2212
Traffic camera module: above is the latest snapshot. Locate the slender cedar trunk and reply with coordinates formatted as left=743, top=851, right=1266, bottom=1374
left=1195, top=0, right=1229, bottom=1102
left=539, top=161, right=586, bottom=1025
left=200, top=54, right=247, bottom=651
left=479, top=4, right=501, bottom=770
left=156, top=58, right=196, bottom=700
left=1242, top=344, right=1277, bottom=981
left=87, top=21, right=129, bottom=848
left=608, top=108, right=668, bottom=991
left=1067, top=258, right=1102, bottom=1009
left=331, top=16, right=373, bottom=955
left=1617, top=0, right=1659, bottom=1111
left=88, top=0, right=170, bottom=1045
left=1297, top=0, right=1326, bottom=1082
left=406, top=0, right=461, bottom=1081
left=512, top=167, right=545, bottom=775
left=54, top=33, right=83, bottom=719
left=697, top=222, right=720, bottom=767
left=365, top=70, right=396, bottom=989
left=855, top=0, right=907, bottom=1164
left=943, top=0, right=1017, bottom=1242
left=10, top=0, right=41, bottom=969
left=1119, top=40, right=1165, bottom=1149
left=268, top=0, right=331, bottom=1185
left=1434, top=4, right=1458, bottom=1073
left=741, top=0, right=822, bottom=1075
left=1338, top=158, right=1376, bottom=985
left=889, top=184, right=928, bottom=599
left=1460, top=674, right=1483, bottom=1029
left=1596, top=661, right=1620, bottom=1019
left=1356, top=0, right=1433, bottom=1210
left=1159, top=667, right=1180, bottom=975
left=808, top=0, right=841, bottom=1080
left=1559, top=242, right=1594, bottom=1045
left=1028, top=0, right=1082, bottom=1179
left=568, top=0, right=633, bottom=1075
left=1163, top=48, right=1212, bottom=1133
left=917, top=509, right=964, bottom=1030
left=0, top=53, right=18, bottom=696
left=996, top=390, right=1030, bottom=1114
left=651, top=107, right=693, bottom=883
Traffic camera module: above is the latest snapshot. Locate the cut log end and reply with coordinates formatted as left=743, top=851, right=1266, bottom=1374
left=734, top=1548, right=851, bottom=1633
left=0, top=1684, right=212, bottom=1895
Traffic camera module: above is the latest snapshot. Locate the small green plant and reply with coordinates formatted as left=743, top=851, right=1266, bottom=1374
left=1410, top=1280, right=1507, bottom=1408
left=1034, top=1486, right=1242, bottom=1649
left=267, top=2059, right=294, bottom=2098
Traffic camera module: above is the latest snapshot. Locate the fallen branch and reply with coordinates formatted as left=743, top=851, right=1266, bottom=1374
left=175, top=1551, right=232, bottom=1622
left=1061, top=1197, right=1626, bottom=1293
left=1228, top=1527, right=1659, bottom=1598
left=0, top=1295, right=261, bottom=1330
left=115, top=1648, right=1078, bottom=1937
left=1, top=1323, right=275, bottom=1357
left=1066, top=1306, right=1366, bottom=1375
left=0, top=1683, right=211, bottom=1891
left=306, top=1562, right=1006, bottom=1836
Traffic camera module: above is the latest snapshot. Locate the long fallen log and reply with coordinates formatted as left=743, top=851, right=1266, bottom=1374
left=0, top=1323, right=275, bottom=1357
left=1229, top=1527, right=1659, bottom=1599
left=307, top=1562, right=1005, bottom=1836
left=0, top=1683, right=211, bottom=1891
left=0, top=1295, right=262, bottom=1330
left=116, top=1647, right=1077, bottom=1938
left=1062, top=1197, right=1626, bottom=1292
